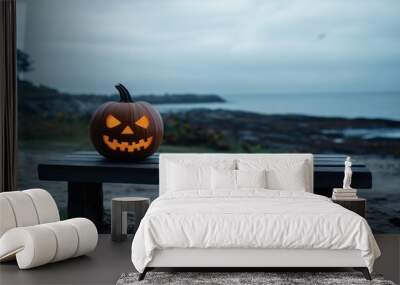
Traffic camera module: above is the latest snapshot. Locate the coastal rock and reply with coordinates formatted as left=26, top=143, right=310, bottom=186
left=163, top=109, right=400, bottom=156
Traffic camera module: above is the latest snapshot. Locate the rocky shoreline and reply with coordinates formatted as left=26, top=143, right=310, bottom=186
left=163, top=109, right=400, bottom=156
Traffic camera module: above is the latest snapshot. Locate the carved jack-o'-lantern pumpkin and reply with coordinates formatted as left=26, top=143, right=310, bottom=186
left=90, top=84, right=163, bottom=161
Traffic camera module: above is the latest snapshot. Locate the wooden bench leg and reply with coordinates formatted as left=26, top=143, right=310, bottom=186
left=354, top=267, right=371, bottom=280
left=68, top=182, right=103, bottom=228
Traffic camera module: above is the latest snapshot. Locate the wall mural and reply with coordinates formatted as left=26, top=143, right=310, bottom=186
left=16, top=0, right=400, bottom=233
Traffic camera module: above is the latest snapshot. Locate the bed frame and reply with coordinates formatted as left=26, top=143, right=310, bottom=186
left=138, top=154, right=372, bottom=281
left=140, top=249, right=371, bottom=280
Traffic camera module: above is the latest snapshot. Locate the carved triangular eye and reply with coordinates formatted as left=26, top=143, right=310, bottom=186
left=135, top=116, right=149, bottom=129
left=106, top=115, right=121, bottom=128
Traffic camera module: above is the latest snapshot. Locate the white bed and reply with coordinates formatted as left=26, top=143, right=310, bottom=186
left=131, top=154, right=380, bottom=280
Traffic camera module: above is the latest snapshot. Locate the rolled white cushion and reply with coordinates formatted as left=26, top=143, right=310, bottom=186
left=0, top=218, right=98, bottom=269
left=0, top=189, right=60, bottom=239
left=64, top=218, right=98, bottom=257
left=0, top=191, right=39, bottom=227
left=42, top=221, right=79, bottom=262
left=0, top=196, right=17, bottom=237
left=23, top=189, right=60, bottom=224
left=0, top=226, right=57, bottom=269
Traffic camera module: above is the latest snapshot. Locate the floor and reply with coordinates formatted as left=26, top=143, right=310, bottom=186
left=0, top=234, right=399, bottom=285
left=0, top=235, right=133, bottom=285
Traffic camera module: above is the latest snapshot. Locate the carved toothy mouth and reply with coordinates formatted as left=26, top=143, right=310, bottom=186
left=102, top=135, right=153, bottom=152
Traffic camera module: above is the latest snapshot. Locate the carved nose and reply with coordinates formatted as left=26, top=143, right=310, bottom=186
left=121, top=126, right=134, bottom=135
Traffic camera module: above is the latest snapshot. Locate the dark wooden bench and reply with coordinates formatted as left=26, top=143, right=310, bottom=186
left=38, top=152, right=371, bottom=229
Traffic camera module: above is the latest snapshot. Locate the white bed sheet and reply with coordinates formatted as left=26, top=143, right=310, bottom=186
left=131, top=190, right=380, bottom=273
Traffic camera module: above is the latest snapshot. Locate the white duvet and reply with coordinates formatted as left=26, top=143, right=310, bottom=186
left=131, top=190, right=380, bottom=273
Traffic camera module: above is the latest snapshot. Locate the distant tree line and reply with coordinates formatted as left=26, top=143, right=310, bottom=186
left=17, top=49, right=33, bottom=79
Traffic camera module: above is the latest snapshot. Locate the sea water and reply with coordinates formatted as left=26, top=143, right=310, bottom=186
left=156, top=92, right=400, bottom=121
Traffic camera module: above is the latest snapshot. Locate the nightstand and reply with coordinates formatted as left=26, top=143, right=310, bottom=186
left=332, top=198, right=366, bottom=218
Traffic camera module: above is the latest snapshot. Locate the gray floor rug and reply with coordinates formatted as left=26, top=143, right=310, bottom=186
left=116, top=272, right=396, bottom=285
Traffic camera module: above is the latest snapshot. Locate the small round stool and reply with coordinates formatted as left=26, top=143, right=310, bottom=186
left=111, top=197, right=150, bottom=242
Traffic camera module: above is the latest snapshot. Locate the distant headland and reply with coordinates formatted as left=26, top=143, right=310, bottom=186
left=18, top=80, right=225, bottom=108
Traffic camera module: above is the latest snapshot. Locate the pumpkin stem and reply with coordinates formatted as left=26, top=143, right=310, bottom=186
left=115, top=83, right=133, bottom=102
left=115, top=84, right=127, bottom=102
left=120, top=84, right=134, bottom=102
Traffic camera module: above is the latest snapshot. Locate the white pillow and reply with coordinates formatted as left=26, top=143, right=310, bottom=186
left=211, top=169, right=267, bottom=191
left=238, top=159, right=309, bottom=192
left=211, top=169, right=236, bottom=190
left=167, top=162, right=210, bottom=191
left=166, top=159, right=235, bottom=192
left=237, top=169, right=267, bottom=189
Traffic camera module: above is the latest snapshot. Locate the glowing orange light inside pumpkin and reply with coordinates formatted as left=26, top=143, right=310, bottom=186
left=135, top=116, right=149, bottom=129
left=106, top=115, right=121, bottom=128
left=121, top=126, right=134, bottom=135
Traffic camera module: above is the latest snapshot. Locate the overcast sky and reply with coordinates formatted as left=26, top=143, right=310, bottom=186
left=17, top=0, right=400, bottom=94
